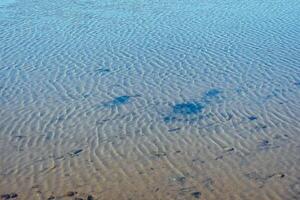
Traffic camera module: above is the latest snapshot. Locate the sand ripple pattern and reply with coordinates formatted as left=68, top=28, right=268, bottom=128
left=1, top=0, right=300, bottom=199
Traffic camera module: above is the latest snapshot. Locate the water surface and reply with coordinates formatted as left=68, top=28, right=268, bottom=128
left=0, top=0, right=300, bottom=199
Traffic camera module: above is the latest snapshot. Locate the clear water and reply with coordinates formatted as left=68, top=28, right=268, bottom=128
left=0, top=0, right=300, bottom=199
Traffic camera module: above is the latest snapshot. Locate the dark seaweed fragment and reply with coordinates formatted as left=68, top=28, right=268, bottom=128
left=168, top=128, right=181, bottom=132
left=69, top=149, right=83, bottom=157
left=73, top=149, right=83, bottom=155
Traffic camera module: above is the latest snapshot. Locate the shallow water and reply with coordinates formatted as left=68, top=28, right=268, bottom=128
left=0, top=0, right=300, bottom=199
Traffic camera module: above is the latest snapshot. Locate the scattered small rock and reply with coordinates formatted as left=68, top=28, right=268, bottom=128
left=1, top=193, right=18, bottom=199
left=152, top=152, right=167, bottom=158
left=66, top=191, right=76, bottom=197
left=87, top=195, right=94, bottom=200
left=191, top=191, right=201, bottom=199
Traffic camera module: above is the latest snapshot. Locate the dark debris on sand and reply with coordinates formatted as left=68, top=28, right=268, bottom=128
left=191, top=191, right=201, bottom=199
left=1, top=193, right=18, bottom=200
left=46, top=192, right=94, bottom=200
left=87, top=195, right=94, bottom=200
left=68, top=149, right=83, bottom=157
left=245, top=171, right=285, bottom=188
left=66, top=191, right=77, bottom=197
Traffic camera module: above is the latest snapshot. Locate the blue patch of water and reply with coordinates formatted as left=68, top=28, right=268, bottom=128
left=172, top=102, right=204, bottom=115
left=201, top=89, right=222, bottom=103
left=104, top=95, right=131, bottom=107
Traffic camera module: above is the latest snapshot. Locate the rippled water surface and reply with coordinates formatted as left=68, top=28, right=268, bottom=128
left=1, top=0, right=300, bottom=199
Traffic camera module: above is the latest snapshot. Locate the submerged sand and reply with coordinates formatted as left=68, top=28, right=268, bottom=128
left=0, top=0, right=300, bottom=199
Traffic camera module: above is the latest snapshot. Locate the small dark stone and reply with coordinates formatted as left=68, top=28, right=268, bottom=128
left=87, top=195, right=94, bottom=200
left=75, top=198, right=83, bottom=200
left=261, top=140, right=269, bottom=146
left=66, top=191, right=76, bottom=197
left=248, top=116, right=257, bottom=121
left=191, top=191, right=201, bottom=199
left=261, top=125, right=267, bottom=129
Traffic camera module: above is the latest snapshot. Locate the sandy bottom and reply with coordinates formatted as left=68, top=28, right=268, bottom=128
left=1, top=0, right=300, bottom=199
